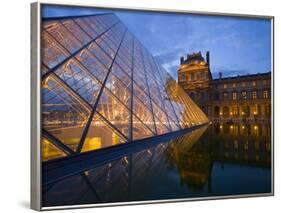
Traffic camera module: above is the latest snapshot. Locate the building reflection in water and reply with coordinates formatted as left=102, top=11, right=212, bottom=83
left=42, top=123, right=271, bottom=207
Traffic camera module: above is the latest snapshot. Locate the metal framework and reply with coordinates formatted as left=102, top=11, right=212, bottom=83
left=43, top=123, right=207, bottom=185
left=41, top=13, right=209, bottom=171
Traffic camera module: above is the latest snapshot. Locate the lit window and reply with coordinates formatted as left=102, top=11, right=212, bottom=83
left=263, top=90, right=269, bottom=99
left=233, top=83, right=236, bottom=88
left=252, top=91, right=257, bottom=99
left=232, top=92, right=237, bottom=100
left=242, top=82, right=246, bottom=87
left=223, top=84, right=227, bottom=89
left=253, top=104, right=259, bottom=115
left=242, top=91, right=247, bottom=99
left=179, top=74, right=185, bottom=81
left=232, top=106, right=239, bottom=116
left=252, top=81, right=256, bottom=86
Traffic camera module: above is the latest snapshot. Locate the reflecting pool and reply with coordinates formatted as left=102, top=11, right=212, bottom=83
left=42, top=123, right=272, bottom=207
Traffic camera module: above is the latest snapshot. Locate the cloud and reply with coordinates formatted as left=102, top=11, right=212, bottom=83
left=116, top=11, right=271, bottom=79
left=43, top=5, right=271, bottom=79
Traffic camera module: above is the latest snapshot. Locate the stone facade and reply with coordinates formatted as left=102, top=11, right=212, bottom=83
left=178, top=52, right=271, bottom=123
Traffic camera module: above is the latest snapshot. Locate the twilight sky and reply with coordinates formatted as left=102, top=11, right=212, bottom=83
left=43, top=5, right=272, bottom=79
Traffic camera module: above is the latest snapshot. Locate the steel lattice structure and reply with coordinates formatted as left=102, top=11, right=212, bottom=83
left=41, top=13, right=209, bottom=164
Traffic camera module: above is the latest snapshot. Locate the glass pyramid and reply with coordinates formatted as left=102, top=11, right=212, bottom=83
left=41, top=13, right=209, bottom=162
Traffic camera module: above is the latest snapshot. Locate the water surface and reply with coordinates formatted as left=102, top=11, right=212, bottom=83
left=43, top=123, right=271, bottom=207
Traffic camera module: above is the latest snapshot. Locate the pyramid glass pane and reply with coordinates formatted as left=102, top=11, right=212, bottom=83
left=133, top=98, right=156, bottom=134
left=54, top=58, right=101, bottom=106
left=60, top=19, right=92, bottom=45
left=132, top=115, right=154, bottom=140
left=42, top=64, right=49, bottom=76
left=105, top=72, right=131, bottom=108
left=73, top=18, right=101, bottom=39
left=111, top=63, right=132, bottom=88
left=42, top=30, right=70, bottom=69
left=75, top=48, right=108, bottom=84
left=81, top=114, right=126, bottom=153
left=42, top=75, right=91, bottom=151
left=87, top=42, right=112, bottom=69
left=43, top=20, right=83, bottom=53
left=96, top=89, right=130, bottom=139
left=41, top=13, right=209, bottom=162
left=42, top=137, right=67, bottom=162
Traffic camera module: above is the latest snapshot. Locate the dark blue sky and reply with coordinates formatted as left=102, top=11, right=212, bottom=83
left=43, top=5, right=272, bottom=79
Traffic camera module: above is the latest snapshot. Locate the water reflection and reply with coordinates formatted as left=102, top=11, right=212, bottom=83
left=42, top=123, right=271, bottom=207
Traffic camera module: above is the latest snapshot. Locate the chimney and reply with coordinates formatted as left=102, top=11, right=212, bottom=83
left=219, top=72, right=222, bottom=79
left=206, top=51, right=210, bottom=67
left=180, top=56, right=184, bottom=64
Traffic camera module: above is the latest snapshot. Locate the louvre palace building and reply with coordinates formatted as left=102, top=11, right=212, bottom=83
left=178, top=52, right=271, bottom=123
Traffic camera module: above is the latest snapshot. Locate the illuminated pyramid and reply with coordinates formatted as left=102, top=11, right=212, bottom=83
left=41, top=13, right=209, bottom=162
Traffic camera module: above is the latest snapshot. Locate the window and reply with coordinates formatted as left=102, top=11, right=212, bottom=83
left=252, top=81, right=256, bottom=86
left=252, top=91, right=257, bottom=99
left=179, top=74, right=185, bottom=82
left=263, top=90, right=269, bottom=99
left=242, top=82, right=246, bottom=87
left=232, top=106, right=239, bottom=116
left=223, top=92, right=228, bottom=100
left=242, top=105, right=250, bottom=117
left=263, top=80, right=267, bottom=85
left=242, top=91, right=247, bottom=99
left=191, top=73, right=195, bottom=81
left=253, top=104, right=260, bottom=116
left=232, top=83, right=236, bottom=88
left=223, top=84, right=227, bottom=89
left=265, top=104, right=271, bottom=116
left=232, top=92, right=237, bottom=100
left=201, top=72, right=205, bottom=79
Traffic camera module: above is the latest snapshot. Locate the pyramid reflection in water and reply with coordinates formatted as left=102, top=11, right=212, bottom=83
left=41, top=13, right=209, bottom=162
left=43, top=125, right=208, bottom=206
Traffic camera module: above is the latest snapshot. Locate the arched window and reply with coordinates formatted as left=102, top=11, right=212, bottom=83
left=214, top=106, right=220, bottom=118
left=242, top=105, right=250, bottom=117
left=232, top=106, right=239, bottom=117
left=253, top=104, right=261, bottom=117
left=222, top=106, right=229, bottom=117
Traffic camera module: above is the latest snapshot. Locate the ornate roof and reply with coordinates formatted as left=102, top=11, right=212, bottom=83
left=180, top=52, right=207, bottom=66
left=186, top=52, right=205, bottom=63
left=179, top=52, right=208, bottom=72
